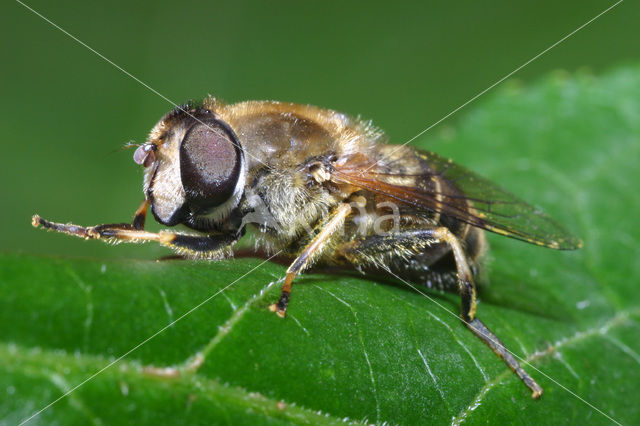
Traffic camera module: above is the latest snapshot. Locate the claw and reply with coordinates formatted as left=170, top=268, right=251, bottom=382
left=31, top=214, right=91, bottom=238
left=269, top=303, right=287, bottom=318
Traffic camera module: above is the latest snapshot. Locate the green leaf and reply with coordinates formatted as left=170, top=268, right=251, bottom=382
left=3, top=66, right=640, bottom=425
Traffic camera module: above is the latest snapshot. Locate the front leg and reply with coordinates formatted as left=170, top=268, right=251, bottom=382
left=32, top=201, right=240, bottom=259
left=132, top=199, right=150, bottom=229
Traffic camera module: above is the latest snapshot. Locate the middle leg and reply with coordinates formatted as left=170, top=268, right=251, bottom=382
left=270, top=202, right=353, bottom=317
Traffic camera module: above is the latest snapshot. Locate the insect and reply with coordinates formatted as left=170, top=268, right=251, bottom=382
left=32, top=97, right=581, bottom=398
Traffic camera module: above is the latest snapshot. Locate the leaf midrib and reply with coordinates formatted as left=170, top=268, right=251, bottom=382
left=0, top=342, right=358, bottom=426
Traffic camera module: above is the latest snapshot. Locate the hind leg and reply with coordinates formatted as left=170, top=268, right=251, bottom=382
left=338, top=226, right=543, bottom=398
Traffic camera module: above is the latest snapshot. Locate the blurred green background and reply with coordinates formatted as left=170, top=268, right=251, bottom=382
left=1, top=0, right=637, bottom=260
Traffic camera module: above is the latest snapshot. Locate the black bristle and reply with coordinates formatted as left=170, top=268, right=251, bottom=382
left=163, top=99, right=207, bottom=121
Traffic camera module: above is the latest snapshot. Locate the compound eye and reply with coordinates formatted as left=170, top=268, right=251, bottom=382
left=179, top=120, right=242, bottom=212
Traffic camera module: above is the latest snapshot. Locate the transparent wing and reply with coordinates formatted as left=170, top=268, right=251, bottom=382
left=332, top=150, right=582, bottom=250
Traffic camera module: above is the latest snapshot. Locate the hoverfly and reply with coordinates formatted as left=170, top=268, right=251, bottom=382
left=32, top=97, right=582, bottom=398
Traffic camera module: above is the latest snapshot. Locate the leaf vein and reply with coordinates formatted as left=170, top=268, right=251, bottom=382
left=48, top=372, right=103, bottom=426
left=451, top=308, right=640, bottom=425
left=417, top=349, right=448, bottom=405
left=426, top=311, right=489, bottom=383
left=315, top=286, right=381, bottom=424
left=65, top=266, right=94, bottom=353
left=602, top=335, right=640, bottom=366
left=387, top=292, right=489, bottom=383
left=1, top=342, right=354, bottom=425
left=182, top=279, right=280, bottom=372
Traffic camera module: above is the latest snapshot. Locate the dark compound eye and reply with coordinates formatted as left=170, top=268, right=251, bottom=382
left=179, top=119, right=243, bottom=212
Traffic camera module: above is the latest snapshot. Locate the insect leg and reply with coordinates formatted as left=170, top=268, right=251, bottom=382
left=31, top=214, right=239, bottom=259
left=269, top=203, right=352, bottom=317
left=338, top=227, right=542, bottom=398
left=430, top=227, right=543, bottom=399
left=132, top=199, right=150, bottom=229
